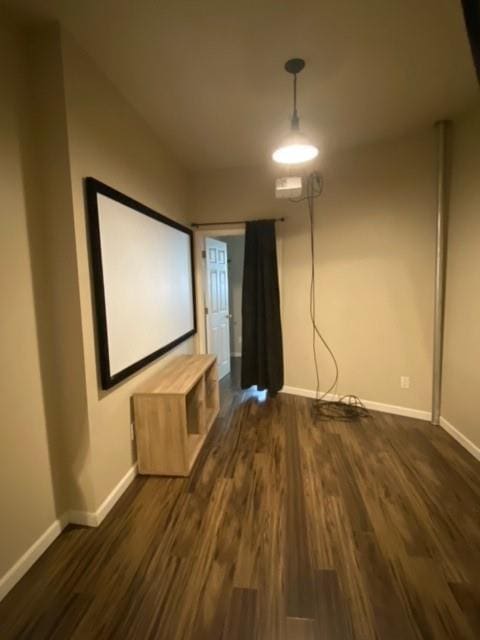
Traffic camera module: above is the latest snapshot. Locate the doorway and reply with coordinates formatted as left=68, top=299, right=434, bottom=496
left=194, top=228, right=245, bottom=381
left=222, top=235, right=244, bottom=359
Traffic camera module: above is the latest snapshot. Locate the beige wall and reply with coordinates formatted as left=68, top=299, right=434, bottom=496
left=0, top=22, right=57, bottom=578
left=0, top=20, right=193, bottom=586
left=60, top=33, right=193, bottom=508
left=191, top=131, right=437, bottom=411
left=442, top=103, right=480, bottom=450
left=26, top=25, right=94, bottom=516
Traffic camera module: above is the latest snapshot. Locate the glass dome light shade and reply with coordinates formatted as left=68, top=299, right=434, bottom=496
left=272, top=131, right=319, bottom=165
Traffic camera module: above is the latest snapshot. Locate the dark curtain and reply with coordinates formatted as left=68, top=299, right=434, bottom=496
left=241, top=220, right=284, bottom=393
left=462, top=0, right=480, bottom=83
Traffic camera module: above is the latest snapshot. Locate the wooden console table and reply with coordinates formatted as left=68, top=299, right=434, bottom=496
left=133, top=355, right=219, bottom=476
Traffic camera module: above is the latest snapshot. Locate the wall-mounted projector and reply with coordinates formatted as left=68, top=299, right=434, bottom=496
left=275, top=176, right=302, bottom=199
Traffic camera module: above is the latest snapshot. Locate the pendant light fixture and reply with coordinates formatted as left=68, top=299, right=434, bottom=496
left=272, top=58, right=319, bottom=165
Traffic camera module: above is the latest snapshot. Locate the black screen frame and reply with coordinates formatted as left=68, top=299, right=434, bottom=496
left=85, top=177, right=196, bottom=390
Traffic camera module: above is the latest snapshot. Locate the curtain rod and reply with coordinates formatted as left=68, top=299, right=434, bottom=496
left=191, top=218, right=285, bottom=228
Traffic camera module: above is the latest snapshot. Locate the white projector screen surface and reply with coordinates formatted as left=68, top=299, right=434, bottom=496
left=86, top=179, right=195, bottom=389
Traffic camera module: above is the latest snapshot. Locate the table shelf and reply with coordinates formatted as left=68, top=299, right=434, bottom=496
left=133, top=355, right=220, bottom=476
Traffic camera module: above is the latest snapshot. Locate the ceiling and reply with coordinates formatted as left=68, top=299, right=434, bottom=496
left=4, top=0, right=478, bottom=170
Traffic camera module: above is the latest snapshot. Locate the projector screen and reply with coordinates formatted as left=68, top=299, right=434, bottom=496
left=86, top=178, right=196, bottom=389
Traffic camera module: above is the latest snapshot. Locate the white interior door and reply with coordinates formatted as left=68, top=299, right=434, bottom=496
left=205, top=237, right=231, bottom=379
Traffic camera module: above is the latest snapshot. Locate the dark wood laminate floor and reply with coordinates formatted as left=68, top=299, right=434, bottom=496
left=1, top=358, right=479, bottom=639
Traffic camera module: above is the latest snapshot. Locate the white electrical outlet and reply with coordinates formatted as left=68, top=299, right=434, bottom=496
left=400, top=376, right=410, bottom=389
left=130, top=423, right=135, bottom=440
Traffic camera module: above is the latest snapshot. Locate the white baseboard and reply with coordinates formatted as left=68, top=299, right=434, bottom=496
left=439, top=417, right=480, bottom=462
left=280, top=385, right=431, bottom=421
left=0, top=514, right=68, bottom=602
left=67, top=509, right=99, bottom=527
left=68, top=463, right=137, bottom=527
left=0, top=464, right=137, bottom=602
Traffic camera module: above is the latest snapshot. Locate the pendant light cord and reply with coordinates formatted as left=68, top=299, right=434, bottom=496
left=290, top=173, right=369, bottom=422
left=291, top=73, right=299, bottom=130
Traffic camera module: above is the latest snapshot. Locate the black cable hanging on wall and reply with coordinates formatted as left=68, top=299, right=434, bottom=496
left=291, top=173, right=369, bottom=421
